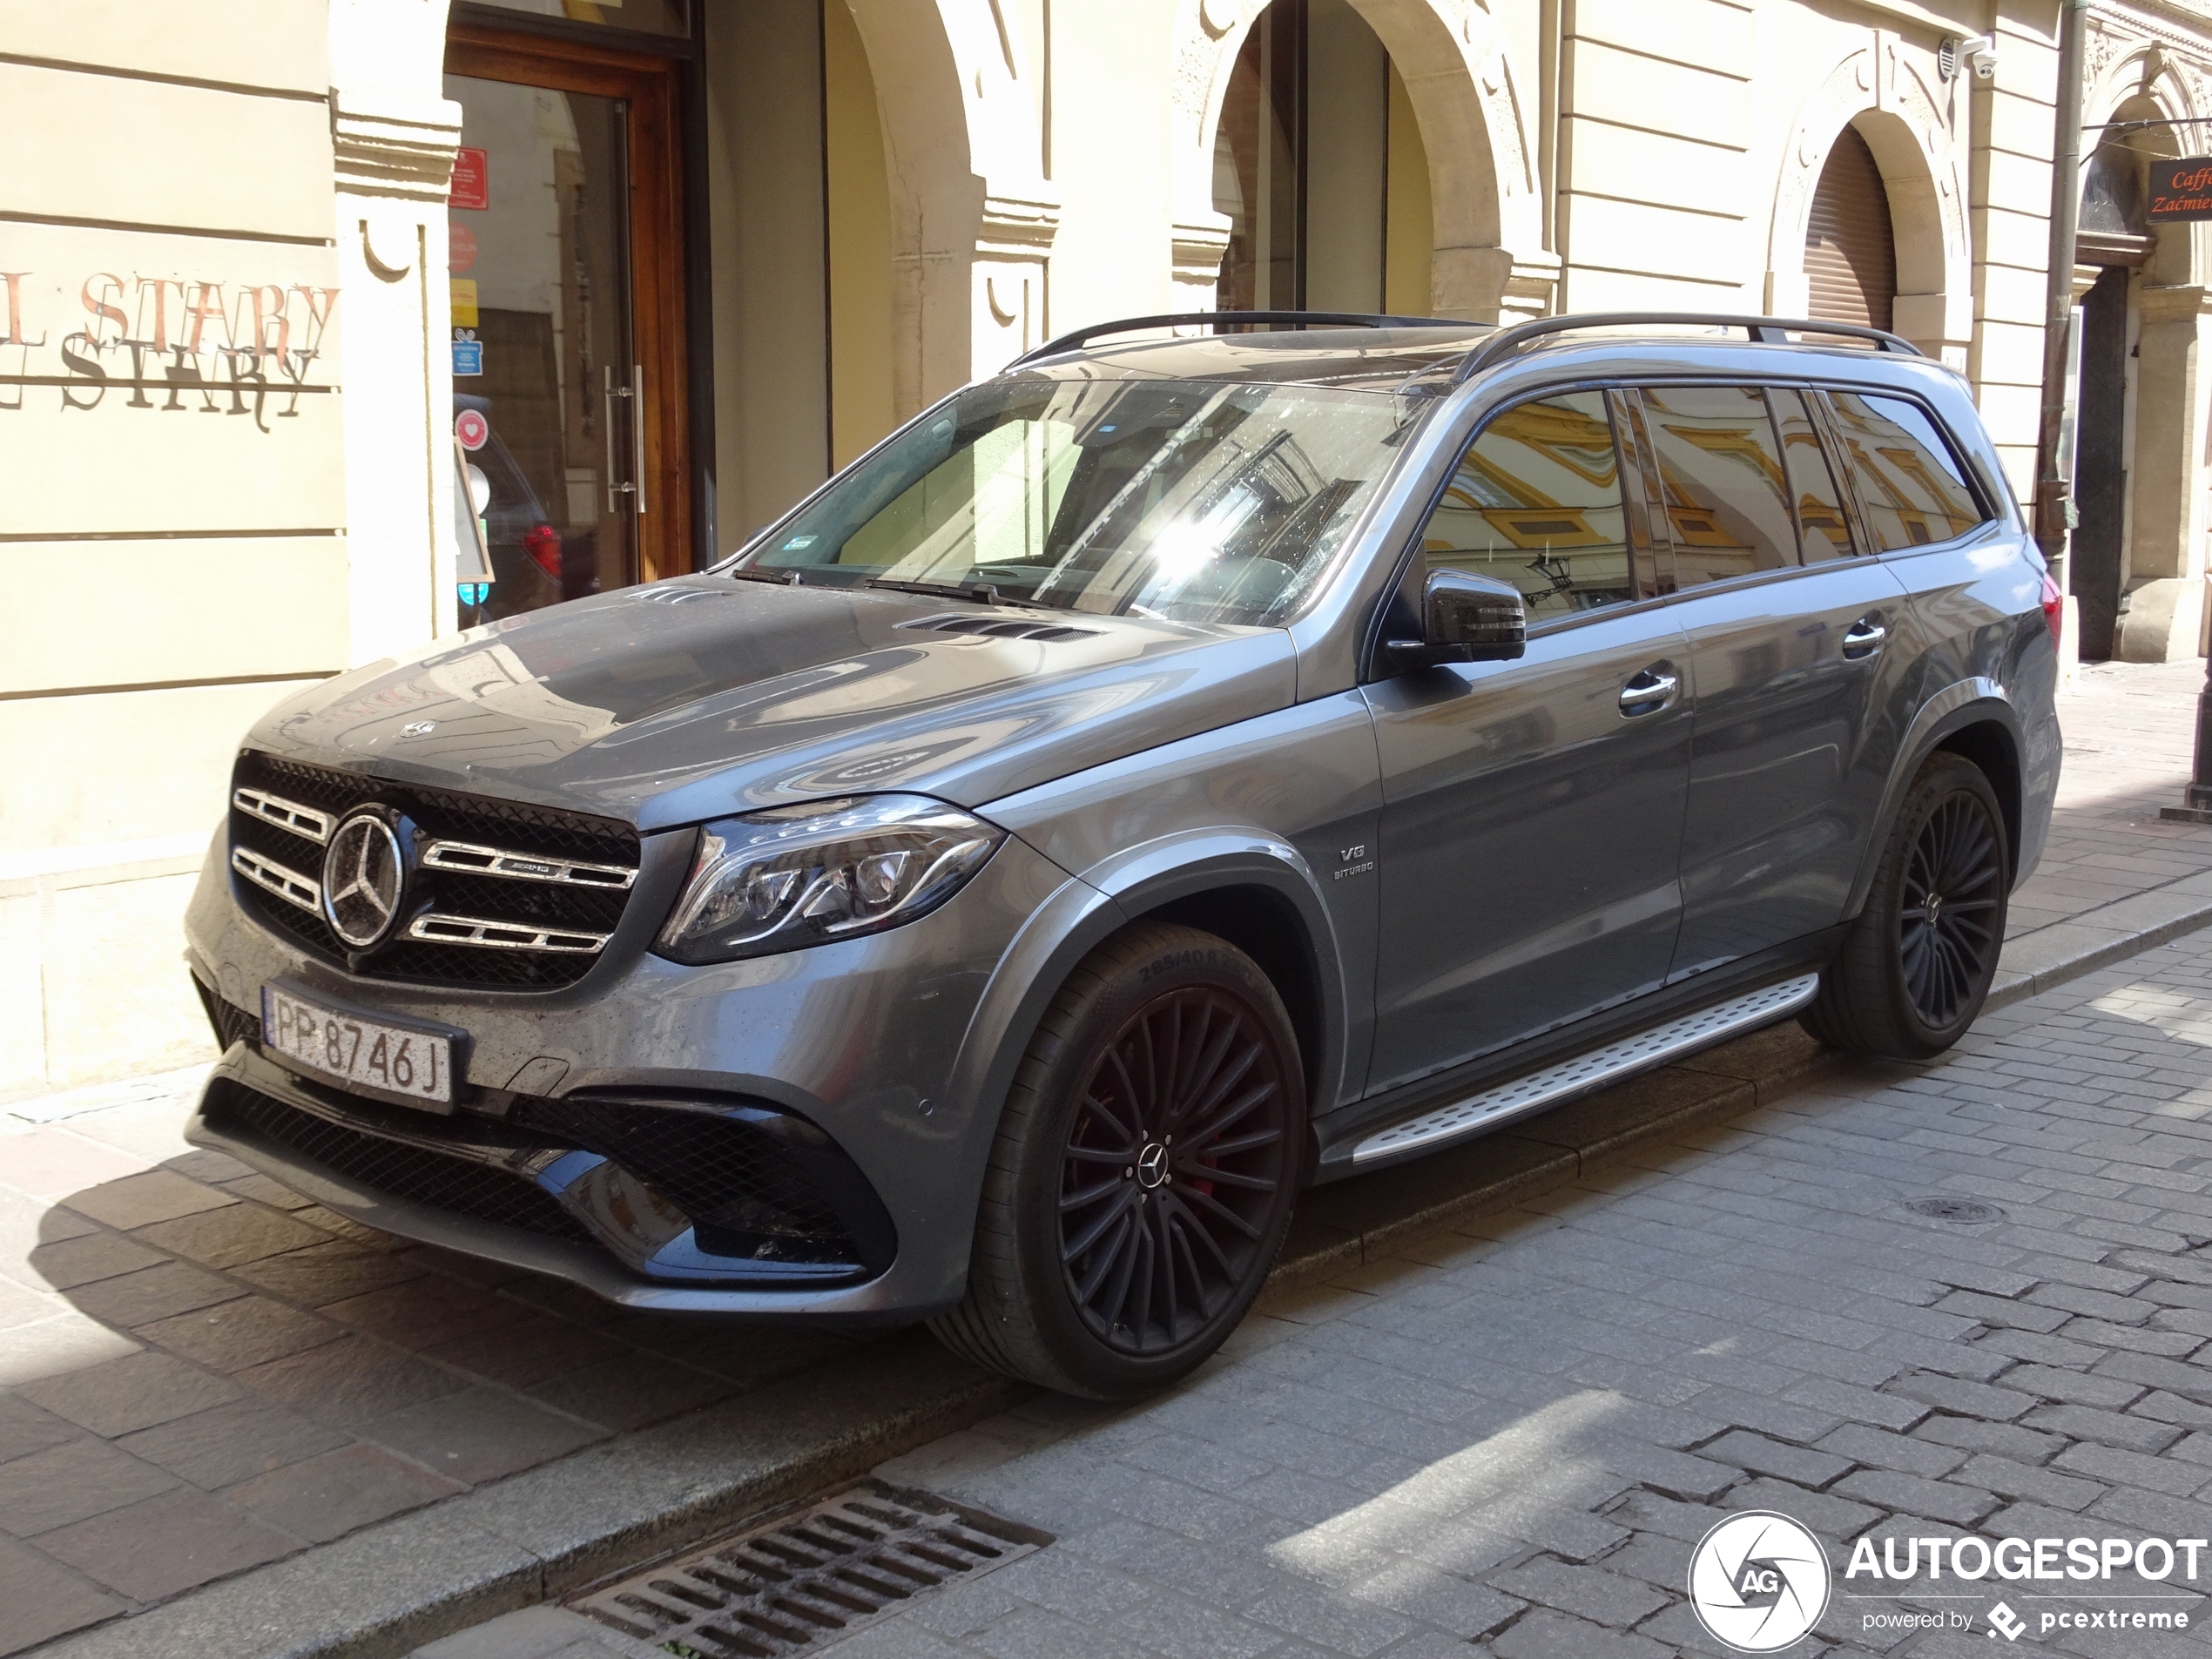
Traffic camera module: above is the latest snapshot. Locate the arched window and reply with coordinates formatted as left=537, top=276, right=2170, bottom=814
left=1212, top=0, right=1431, bottom=314
left=1804, top=125, right=1897, bottom=331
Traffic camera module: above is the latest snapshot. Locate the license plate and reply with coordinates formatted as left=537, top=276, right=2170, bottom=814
left=260, top=985, right=455, bottom=1107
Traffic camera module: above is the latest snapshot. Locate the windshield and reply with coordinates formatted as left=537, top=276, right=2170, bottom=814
left=728, top=374, right=1424, bottom=624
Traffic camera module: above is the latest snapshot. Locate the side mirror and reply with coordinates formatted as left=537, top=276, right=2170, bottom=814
left=1389, top=570, right=1527, bottom=667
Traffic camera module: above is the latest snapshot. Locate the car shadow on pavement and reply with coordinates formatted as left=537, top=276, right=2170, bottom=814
left=0, top=1135, right=873, bottom=1652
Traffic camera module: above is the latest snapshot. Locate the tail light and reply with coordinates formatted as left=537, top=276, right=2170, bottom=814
left=2040, top=573, right=2063, bottom=645
left=523, top=523, right=562, bottom=579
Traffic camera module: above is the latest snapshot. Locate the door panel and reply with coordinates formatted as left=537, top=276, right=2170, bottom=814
left=1361, top=385, right=1691, bottom=1092
left=1666, top=558, right=1916, bottom=977
left=445, top=27, right=690, bottom=622
left=1363, top=612, right=1695, bottom=1091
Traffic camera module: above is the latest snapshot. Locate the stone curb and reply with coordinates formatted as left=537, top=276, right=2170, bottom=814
left=31, top=888, right=2212, bottom=1659
left=1984, top=870, right=2212, bottom=1013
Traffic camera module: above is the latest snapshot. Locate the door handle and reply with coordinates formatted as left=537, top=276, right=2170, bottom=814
left=1842, top=615, right=1887, bottom=659
left=631, top=363, right=647, bottom=516
left=603, top=366, right=644, bottom=516
left=1619, top=664, right=1680, bottom=717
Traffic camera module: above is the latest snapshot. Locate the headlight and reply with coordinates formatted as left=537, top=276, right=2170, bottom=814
left=654, top=795, right=1005, bottom=965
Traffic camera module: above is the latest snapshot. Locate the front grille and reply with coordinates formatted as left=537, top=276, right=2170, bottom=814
left=514, top=1096, right=863, bottom=1264
left=203, top=1077, right=593, bottom=1243
left=226, top=751, right=640, bottom=990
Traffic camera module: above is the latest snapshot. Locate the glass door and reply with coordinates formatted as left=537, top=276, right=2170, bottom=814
left=445, top=27, right=689, bottom=620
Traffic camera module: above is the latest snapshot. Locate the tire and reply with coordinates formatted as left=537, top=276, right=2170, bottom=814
left=1801, top=752, right=2010, bottom=1061
left=929, top=921, right=1305, bottom=1399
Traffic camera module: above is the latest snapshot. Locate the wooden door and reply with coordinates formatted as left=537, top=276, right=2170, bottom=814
left=446, top=26, right=690, bottom=611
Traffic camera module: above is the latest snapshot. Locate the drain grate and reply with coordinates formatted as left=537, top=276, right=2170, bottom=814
left=572, top=1480, right=1052, bottom=1656
left=1905, top=1196, right=2004, bottom=1224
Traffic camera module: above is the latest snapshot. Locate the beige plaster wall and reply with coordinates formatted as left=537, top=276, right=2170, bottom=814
left=1, top=1, right=462, bottom=1094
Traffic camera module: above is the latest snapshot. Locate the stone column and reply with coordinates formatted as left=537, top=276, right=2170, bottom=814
left=328, top=0, right=463, bottom=667
left=2119, top=282, right=2212, bottom=663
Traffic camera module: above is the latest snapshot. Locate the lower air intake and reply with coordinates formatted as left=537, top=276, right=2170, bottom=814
left=573, top=1480, right=1050, bottom=1656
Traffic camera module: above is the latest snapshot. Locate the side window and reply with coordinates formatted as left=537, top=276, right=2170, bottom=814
left=1417, top=389, right=1633, bottom=622
left=1824, top=391, right=1990, bottom=550
left=1638, top=386, right=1800, bottom=589
left=1772, top=389, right=1855, bottom=561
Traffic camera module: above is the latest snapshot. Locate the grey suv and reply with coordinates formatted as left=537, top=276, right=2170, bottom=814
left=185, top=311, right=2060, bottom=1398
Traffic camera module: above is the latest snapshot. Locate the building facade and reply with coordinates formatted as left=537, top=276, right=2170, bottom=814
left=3, top=0, right=2209, bottom=1096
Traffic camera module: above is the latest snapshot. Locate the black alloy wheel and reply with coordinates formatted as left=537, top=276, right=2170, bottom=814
left=1801, top=751, right=2010, bottom=1060
left=1058, top=984, right=1293, bottom=1355
left=930, top=922, right=1305, bottom=1398
left=1898, top=788, right=2005, bottom=1028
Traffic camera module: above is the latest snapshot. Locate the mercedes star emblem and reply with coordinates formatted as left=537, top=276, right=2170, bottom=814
left=322, top=813, right=405, bottom=948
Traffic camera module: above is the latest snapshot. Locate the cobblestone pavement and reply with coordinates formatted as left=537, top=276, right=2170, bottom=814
left=767, top=925, right=2212, bottom=1659
left=3, top=661, right=2209, bottom=1656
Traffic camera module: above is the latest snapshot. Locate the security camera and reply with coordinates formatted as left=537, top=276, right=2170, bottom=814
left=1941, top=35, right=1998, bottom=82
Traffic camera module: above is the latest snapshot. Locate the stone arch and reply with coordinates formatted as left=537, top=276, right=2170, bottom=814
left=2082, top=39, right=2203, bottom=287
left=842, top=0, right=1056, bottom=415
left=1169, top=0, right=1550, bottom=320
left=1765, top=35, right=1971, bottom=364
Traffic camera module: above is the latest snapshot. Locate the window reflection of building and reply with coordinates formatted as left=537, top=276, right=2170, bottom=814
left=1772, top=390, right=1853, bottom=560
left=1826, top=392, right=1983, bottom=550
left=1423, top=393, right=1632, bottom=619
left=1641, top=387, right=1798, bottom=585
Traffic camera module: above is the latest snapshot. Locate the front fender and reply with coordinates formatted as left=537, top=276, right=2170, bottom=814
left=1844, top=678, right=2029, bottom=918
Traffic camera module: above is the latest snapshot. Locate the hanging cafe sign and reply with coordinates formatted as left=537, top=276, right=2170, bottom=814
left=2148, top=157, right=2212, bottom=220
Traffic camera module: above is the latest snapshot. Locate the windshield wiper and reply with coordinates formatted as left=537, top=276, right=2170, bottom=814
left=866, top=577, right=1004, bottom=605
left=727, top=567, right=805, bottom=587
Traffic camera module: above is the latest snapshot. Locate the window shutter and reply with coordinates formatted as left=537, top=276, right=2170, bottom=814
left=1804, top=126, right=1897, bottom=332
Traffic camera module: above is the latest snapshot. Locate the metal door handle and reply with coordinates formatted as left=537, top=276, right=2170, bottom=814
left=603, top=366, right=645, bottom=516
left=1620, top=666, right=1679, bottom=715
left=1842, top=617, right=1887, bottom=659
left=631, top=363, right=647, bottom=516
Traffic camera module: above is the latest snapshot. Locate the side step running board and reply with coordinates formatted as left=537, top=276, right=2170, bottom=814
left=1351, top=973, right=1821, bottom=1165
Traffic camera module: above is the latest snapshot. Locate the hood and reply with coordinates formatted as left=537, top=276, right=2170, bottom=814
left=246, top=577, right=1297, bottom=830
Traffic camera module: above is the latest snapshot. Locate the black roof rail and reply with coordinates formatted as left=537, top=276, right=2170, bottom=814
left=1453, top=312, right=1922, bottom=383
left=1010, top=309, right=1471, bottom=369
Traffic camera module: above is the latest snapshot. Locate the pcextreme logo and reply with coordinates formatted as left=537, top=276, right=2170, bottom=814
left=1689, top=1512, right=1831, bottom=1651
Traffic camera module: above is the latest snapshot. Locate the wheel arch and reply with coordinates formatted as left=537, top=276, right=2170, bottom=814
left=1845, top=678, right=2028, bottom=919
left=946, top=833, right=1349, bottom=1204
left=1131, top=882, right=1330, bottom=1111
left=1931, top=720, right=2023, bottom=882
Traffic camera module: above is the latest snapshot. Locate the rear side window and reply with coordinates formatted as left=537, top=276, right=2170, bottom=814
left=1824, top=392, right=1989, bottom=550
left=1416, top=389, right=1634, bottom=622
left=1772, top=389, right=1855, bottom=561
left=1638, top=386, right=1800, bottom=588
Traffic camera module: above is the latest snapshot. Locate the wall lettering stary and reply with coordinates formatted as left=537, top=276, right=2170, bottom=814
left=0, top=271, right=340, bottom=430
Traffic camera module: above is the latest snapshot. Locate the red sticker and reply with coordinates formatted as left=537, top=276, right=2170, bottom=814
left=448, top=146, right=489, bottom=211
left=455, top=408, right=489, bottom=451
left=448, top=221, right=478, bottom=273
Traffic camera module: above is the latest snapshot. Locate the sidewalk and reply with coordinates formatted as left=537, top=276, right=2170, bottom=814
left=4, top=661, right=2209, bottom=1659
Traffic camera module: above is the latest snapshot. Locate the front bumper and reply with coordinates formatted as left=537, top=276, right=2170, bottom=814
left=183, top=825, right=1078, bottom=1320
left=189, top=1043, right=915, bottom=1318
